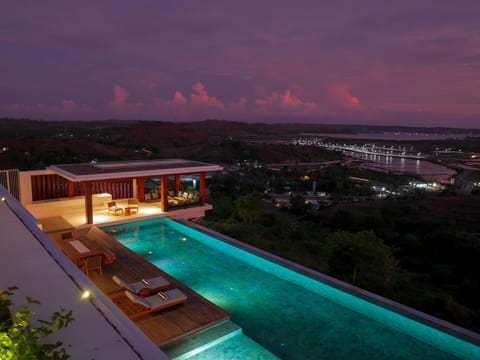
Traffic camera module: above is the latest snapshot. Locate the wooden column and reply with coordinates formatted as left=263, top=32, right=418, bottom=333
left=68, top=180, right=74, bottom=197
left=199, top=172, right=206, bottom=206
left=137, top=177, right=145, bottom=202
left=84, top=181, right=93, bottom=224
left=160, top=175, right=168, bottom=212
left=174, top=175, right=181, bottom=195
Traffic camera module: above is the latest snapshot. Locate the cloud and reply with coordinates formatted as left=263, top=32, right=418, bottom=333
left=153, top=91, right=187, bottom=109
left=190, top=83, right=225, bottom=109
left=173, top=91, right=188, bottom=105
left=255, top=89, right=317, bottom=113
left=327, top=83, right=360, bottom=107
left=109, top=85, right=129, bottom=109
left=153, top=85, right=243, bottom=118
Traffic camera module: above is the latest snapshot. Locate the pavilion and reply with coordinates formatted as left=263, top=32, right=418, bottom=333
left=17, top=158, right=223, bottom=225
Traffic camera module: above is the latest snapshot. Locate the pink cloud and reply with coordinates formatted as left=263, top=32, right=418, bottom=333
left=153, top=91, right=187, bottom=109
left=173, top=91, right=188, bottom=105
left=190, top=83, right=225, bottom=109
left=153, top=86, right=246, bottom=118
left=328, top=83, right=360, bottom=107
left=109, top=85, right=129, bottom=109
left=255, top=89, right=317, bottom=113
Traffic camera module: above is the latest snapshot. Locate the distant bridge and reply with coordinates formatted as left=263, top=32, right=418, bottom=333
left=293, top=139, right=427, bottom=160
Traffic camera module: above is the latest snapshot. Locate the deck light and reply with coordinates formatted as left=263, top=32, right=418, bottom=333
left=1, top=197, right=5, bottom=202
left=181, top=237, right=188, bottom=241
left=81, top=290, right=91, bottom=299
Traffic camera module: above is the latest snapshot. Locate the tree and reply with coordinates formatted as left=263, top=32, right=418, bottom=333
left=288, top=194, right=311, bottom=215
left=322, top=231, right=399, bottom=293
left=0, top=286, right=74, bottom=359
left=234, top=194, right=263, bottom=224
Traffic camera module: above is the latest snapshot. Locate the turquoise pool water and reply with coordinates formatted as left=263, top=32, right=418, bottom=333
left=188, top=333, right=279, bottom=360
left=102, top=218, right=480, bottom=359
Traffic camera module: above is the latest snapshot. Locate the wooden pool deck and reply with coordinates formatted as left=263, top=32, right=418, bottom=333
left=49, top=226, right=229, bottom=347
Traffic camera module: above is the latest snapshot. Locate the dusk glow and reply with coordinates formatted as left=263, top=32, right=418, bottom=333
left=2, top=1, right=480, bottom=127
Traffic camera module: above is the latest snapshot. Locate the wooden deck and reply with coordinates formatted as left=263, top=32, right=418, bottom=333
left=49, top=226, right=229, bottom=347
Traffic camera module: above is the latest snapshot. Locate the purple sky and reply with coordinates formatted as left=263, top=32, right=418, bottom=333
left=2, top=1, right=480, bottom=127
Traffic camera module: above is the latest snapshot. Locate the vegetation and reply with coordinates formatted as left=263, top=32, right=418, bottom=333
left=2, top=118, right=480, bottom=333
left=203, top=171, right=480, bottom=333
left=0, top=286, right=74, bottom=360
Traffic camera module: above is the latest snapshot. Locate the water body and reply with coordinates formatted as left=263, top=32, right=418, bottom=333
left=345, top=151, right=456, bottom=181
left=301, top=132, right=478, bottom=141
left=103, top=218, right=480, bottom=360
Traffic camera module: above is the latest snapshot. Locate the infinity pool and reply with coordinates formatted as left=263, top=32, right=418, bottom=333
left=102, top=218, right=480, bottom=359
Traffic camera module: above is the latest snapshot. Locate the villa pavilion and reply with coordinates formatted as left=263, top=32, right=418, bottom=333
left=0, top=158, right=227, bottom=358
left=16, top=158, right=223, bottom=228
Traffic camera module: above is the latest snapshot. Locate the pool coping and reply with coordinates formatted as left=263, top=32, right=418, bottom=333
left=181, top=219, right=480, bottom=347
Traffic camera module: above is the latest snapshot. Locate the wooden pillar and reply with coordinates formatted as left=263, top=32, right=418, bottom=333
left=68, top=180, right=74, bottom=197
left=199, top=172, right=206, bottom=206
left=137, top=177, right=145, bottom=202
left=84, top=181, right=93, bottom=224
left=174, top=175, right=181, bottom=195
left=160, top=175, right=168, bottom=212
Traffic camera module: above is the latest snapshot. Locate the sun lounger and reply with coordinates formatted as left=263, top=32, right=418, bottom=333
left=122, top=289, right=187, bottom=319
left=110, top=275, right=170, bottom=295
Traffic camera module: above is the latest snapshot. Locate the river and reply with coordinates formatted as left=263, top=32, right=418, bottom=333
left=345, top=151, right=456, bottom=182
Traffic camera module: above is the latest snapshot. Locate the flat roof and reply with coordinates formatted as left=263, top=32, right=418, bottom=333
left=47, top=159, right=223, bottom=182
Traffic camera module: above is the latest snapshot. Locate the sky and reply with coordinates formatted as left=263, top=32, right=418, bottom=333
left=2, top=0, right=480, bottom=127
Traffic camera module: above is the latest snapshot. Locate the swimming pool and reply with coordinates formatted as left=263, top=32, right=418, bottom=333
left=102, top=218, right=480, bottom=359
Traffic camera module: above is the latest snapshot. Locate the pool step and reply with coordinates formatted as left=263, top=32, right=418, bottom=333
left=162, top=320, right=242, bottom=359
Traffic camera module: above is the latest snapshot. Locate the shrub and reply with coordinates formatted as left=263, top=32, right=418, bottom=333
left=0, top=286, right=74, bottom=360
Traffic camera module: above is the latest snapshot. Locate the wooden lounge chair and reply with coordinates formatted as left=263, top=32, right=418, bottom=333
left=108, top=201, right=123, bottom=215
left=110, top=275, right=170, bottom=296
left=127, top=198, right=139, bottom=214
left=121, top=289, right=187, bottom=319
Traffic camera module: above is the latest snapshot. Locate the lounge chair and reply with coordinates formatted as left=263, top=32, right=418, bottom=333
left=122, top=289, right=187, bottom=319
left=110, top=275, right=170, bottom=295
left=127, top=198, right=139, bottom=214
left=108, top=201, right=123, bottom=215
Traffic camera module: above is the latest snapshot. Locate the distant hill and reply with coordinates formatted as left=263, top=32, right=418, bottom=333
left=1, top=118, right=479, bottom=170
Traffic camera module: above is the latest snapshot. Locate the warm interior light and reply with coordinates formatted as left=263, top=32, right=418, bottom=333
left=81, top=290, right=91, bottom=299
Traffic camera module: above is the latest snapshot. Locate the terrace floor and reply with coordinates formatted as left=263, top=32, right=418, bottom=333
left=47, top=225, right=229, bottom=347
left=26, top=197, right=212, bottom=231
